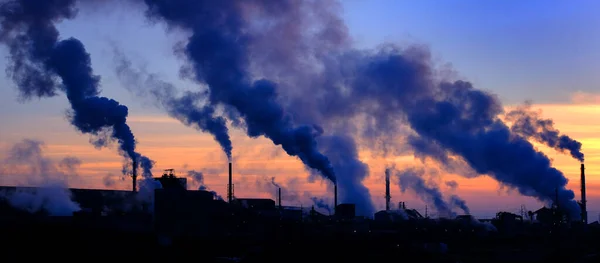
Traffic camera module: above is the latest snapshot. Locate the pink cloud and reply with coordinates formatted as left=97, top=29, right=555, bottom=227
left=571, top=91, right=600, bottom=104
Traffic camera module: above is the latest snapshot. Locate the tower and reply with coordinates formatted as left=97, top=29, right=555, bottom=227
left=385, top=168, right=391, bottom=211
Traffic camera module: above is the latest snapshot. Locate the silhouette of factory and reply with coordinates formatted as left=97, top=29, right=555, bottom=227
left=0, top=162, right=599, bottom=262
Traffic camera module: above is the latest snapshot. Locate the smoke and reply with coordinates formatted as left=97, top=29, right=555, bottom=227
left=0, top=139, right=80, bottom=216
left=188, top=170, right=223, bottom=200
left=448, top=195, right=470, bottom=215
left=445, top=181, right=458, bottom=190
left=102, top=173, right=117, bottom=187
left=0, top=0, right=152, bottom=180
left=254, top=176, right=333, bottom=213
left=310, top=196, right=332, bottom=215
left=141, top=1, right=338, bottom=191
left=3, top=0, right=582, bottom=218
left=505, top=102, right=584, bottom=162
left=113, top=54, right=233, bottom=160
left=394, top=167, right=470, bottom=218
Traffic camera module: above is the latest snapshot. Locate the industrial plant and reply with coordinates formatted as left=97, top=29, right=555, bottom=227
left=0, top=161, right=598, bottom=262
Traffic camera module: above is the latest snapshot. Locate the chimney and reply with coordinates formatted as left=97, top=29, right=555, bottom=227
left=385, top=169, right=391, bottom=211
left=278, top=187, right=282, bottom=209
left=334, top=183, right=338, bottom=214
left=227, top=162, right=233, bottom=203
left=581, top=163, right=587, bottom=224
left=132, top=160, right=138, bottom=193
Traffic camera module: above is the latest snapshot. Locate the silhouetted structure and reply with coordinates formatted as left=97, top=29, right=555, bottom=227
left=581, top=163, right=587, bottom=224
left=335, top=204, right=355, bottom=219
left=227, top=162, right=234, bottom=203
left=132, top=160, right=138, bottom=192
left=385, top=169, right=391, bottom=211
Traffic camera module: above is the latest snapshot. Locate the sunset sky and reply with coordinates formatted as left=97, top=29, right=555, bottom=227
left=0, top=0, right=599, bottom=221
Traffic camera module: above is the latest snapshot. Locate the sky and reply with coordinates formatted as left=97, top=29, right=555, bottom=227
left=0, top=0, right=599, bottom=221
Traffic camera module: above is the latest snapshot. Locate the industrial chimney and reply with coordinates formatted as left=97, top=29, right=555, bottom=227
left=385, top=169, right=391, bottom=211
left=334, top=183, right=338, bottom=214
left=132, top=160, right=138, bottom=193
left=227, top=162, right=234, bottom=203
left=581, top=163, right=587, bottom=224
left=278, top=187, right=282, bottom=209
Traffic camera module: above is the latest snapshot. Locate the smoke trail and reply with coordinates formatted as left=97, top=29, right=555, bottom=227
left=0, top=139, right=80, bottom=216
left=310, top=196, right=332, bottom=215
left=217, top=0, right=582, bottom=218
left=255, top=176, right=332, bottom=213
left=505, top=102, right=584, bottom=162
left=113, top=54, right=233, bottom=160
left=276, top=44, right=580, bottom=217
left=0, top=0, right=151, bottom=182
left=449, top=195, right=470, bottom=215
left=188, top=170, right=222, bottom=200
left=395, top=167, right=457, bottom=218
left=141, top=1, right=337, bottom=187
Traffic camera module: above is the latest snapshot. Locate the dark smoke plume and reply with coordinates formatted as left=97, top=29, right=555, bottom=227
left=0, top=0, right=153, bottom=184
left=268, top=42, right=580, bottom=217
left=0, top=139, right=81, bottom=216
left=113, top=54, right=233, bottom=160
left=208, top=0, right=582, bottom=218
left=188, top=170, right=223, bottom=200
left=505, top=102, right=584, bottom=162
left=395, top=167, right=461, bottom=218
left=140, top=1, right=337, bottom=187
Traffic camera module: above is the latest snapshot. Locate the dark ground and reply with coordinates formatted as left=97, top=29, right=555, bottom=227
left=2, top=216, right=599, bottom=263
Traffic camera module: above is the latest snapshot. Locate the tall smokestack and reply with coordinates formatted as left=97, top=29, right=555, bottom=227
left=132, top=160, right=138, bottom=192
left=581, top=163, right=587, bottom=224
left=385, top=169, right=391, bottom=211
left=278, top=187, right=282, bottom=209
left=334, top=183, right=338, bottom=214
left=227, top=162, right=233, bottom=203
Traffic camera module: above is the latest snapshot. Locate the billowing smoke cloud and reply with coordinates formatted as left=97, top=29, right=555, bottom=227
left=188, top=170, right=223, bottom=200
left=0, top=139, right=80, bottom=216
left=0, top=0, right=153, bottom=187
left=113, top=54, right=233, bottom=160
left=394, top=167, right=470, bottom=218
left=505, top=102, right=584, bottom=162
left=5, top=0, right=582, bottom=218
left=317, top=135, right=374, bottom=215
left=140, top=1, right=338, bottom=189
left=265, top=42, right=580, bottom=217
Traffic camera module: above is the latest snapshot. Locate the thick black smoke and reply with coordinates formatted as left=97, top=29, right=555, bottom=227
left=113, top=55, right=233, bottom=160
left=140, top=1, right=337, bottom=188
left=505, top=102, right=584, bottom=162
left=262, top=43, right=581, bottom=217
left=0, top=0, right=154, bottom=181
left=395, top=167, right=467, bottom=218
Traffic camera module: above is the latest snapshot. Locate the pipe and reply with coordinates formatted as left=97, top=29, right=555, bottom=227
left=132, top=160, right=138, bottom=193
left=581, top=163, right=587, bottom=224
left=278, top=187, right=282, bottom=209
left=334, top=183, right=338, bottom=215
left=228, top=162, right=233, bottom=203
left=385, top=169, right=391, bottom=211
